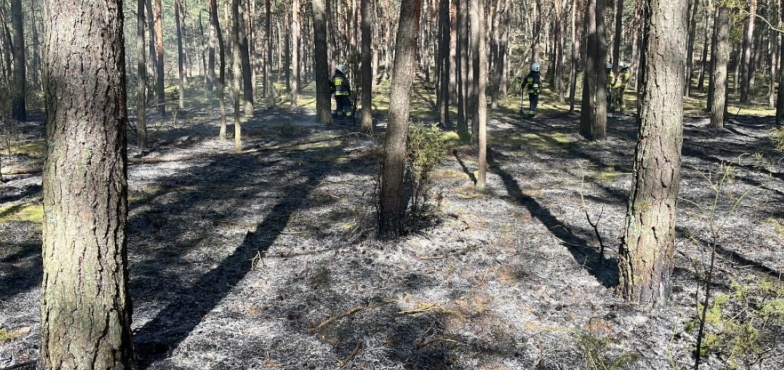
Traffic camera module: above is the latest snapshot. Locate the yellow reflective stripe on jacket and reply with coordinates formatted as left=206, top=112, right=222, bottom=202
left=526, top=77, right=539, bottom=93
left=334, top=77, right=349, bottom=95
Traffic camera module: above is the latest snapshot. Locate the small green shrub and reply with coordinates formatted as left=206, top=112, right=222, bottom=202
left=407, top=122, right=447, bottom=218
left=687, top=278, right=784, bottom=369
left=576, top=333, right=639, bottom=370
left=772, top=126, right=784, bottom=151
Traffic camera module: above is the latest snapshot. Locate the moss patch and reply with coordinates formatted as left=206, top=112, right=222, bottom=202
left=498, top=132, right=573, bottom=152
left=0, top=204, right=44, bottom=224
left=0, top=327, right=31, bottom=345
left=587, top=167, right=629, bottom=182
left=9, top=140, right=46, bottom=158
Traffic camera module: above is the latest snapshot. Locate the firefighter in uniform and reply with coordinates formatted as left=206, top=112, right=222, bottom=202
left=614, top=61, right=630, bottom=113
left=330, top=64, right=352, bottom=118
left=522, top=62, right=541, bottom=117
left=606, top=62, right=616, bottom=110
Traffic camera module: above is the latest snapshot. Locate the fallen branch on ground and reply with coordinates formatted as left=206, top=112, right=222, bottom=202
left=335, top=342, right=363, bottom=370
left=311, top=306, right=363, bottom=333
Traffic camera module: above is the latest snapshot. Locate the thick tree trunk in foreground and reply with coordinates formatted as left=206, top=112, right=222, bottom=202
left=40, top=0, right=134, bottom=367
left=618, top=0, right=687, bottom=306
left=379, top=0, right=421, bottom=239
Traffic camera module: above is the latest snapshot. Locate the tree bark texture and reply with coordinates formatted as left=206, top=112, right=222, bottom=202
left=360, top=0, right=373, bottom=133
left=154, top=0, right=165, bottom=116
left=10, top=0, right=25, bottom=121
left=739, top=0, right=757, bottom=103
left=476, top=0, right=487, bottom=190
left=684, top=0, right=699, bottom=96
left=379, top=0, right=421, bottom=239
left=778, top=0, right=784, bottom=125
left=175, top=0, right=186, bottom=109
left=579, top=0, right=607, bottom=140
left=40, top=0, right=134, bottom=367
left=231, top=0, right=242, bottom=150
left=710, top=5, right=730, bottom=129
left=618, top=0, right=687, bottom=306
left=239, top=0, right=254, bottom=114
left=470, top=0, right=480, bottom=142
left=137, top=0, right=148, bottom=150
left=208, top=0, right=227, bottom=140
left=437, top=0, right=451, bottom=126
left=612, top=0, right=624, bottom=75
left=568, top=0, right=581, bottom=112
left=291, top=0, right=300, bottom=106
left=457, top=0, right=469, bottom=138
left=313, top=0, right=333, bottom=124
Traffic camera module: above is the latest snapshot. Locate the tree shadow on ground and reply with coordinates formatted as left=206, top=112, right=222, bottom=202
left=131, top=134, right=376, bottom=367
left=678, top=227, right=784, bottom=281
left=0, top=242, right=41, bottom=300
left=134, top=168, right=320, bottom=367
left=486, top=147, right=619, bottom=288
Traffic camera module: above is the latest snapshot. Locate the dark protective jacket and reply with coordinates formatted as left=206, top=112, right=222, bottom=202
left=330, top=70, right=351, bottom=96
left=524, top=71, right=541, bottom=95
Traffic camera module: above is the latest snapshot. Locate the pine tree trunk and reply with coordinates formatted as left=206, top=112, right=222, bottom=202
left=778, top=0, right=784, bottom=125
left=265, top=0, right=272, bottom=98
left=684, top=0, right=699, bottom=96
left=208, top=0, right=227, bottom=140
left=568, top=0, right=581, bottom=112
left=469, top=0, right=480, bottom=142
left=239, top=0, right=254, bottom=114
left=10, top=0, right=25, bottom=121
left=232, top=0, right=243, bottom=150
left=768, top=7, right=778, bottom=110
left=40, top=0, right=134, bottom=367
left=579, top=0, right=607, bottom=140
left=360, top=0, right=373, bottom=133
left=175, top=0, right=186, bottom=110
left=618, top=0, right=687, bottom=306
left=457, top=0, right=469, bottom=138
left=449, top=0, right=458, bottom=102
left=476, top=0, right=488, bottom=190
left=291, top=0, right=300, bottom=106
left=379, top=0, right=421, bottom=239
left=437, top=0, right=451, bottom=125
left=313, top=0, right=333, bottom=124
left=154, top=0, right=165, bottom=116
left=612, top=0, right=624, bottom=74
left=710, top=5, right=730, bottom=129
left=553, top=0, right=565, bottom=103
left=707, top=4, right=718, bottom=111
left=697, top=0, right=711, bottom=92
left=137, top=0, right=148, bottom=150
left=740, top=0, right=757, bottom=103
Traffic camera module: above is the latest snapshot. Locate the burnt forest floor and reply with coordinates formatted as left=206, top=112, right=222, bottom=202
left=2, top=97, right=784, bottom=370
